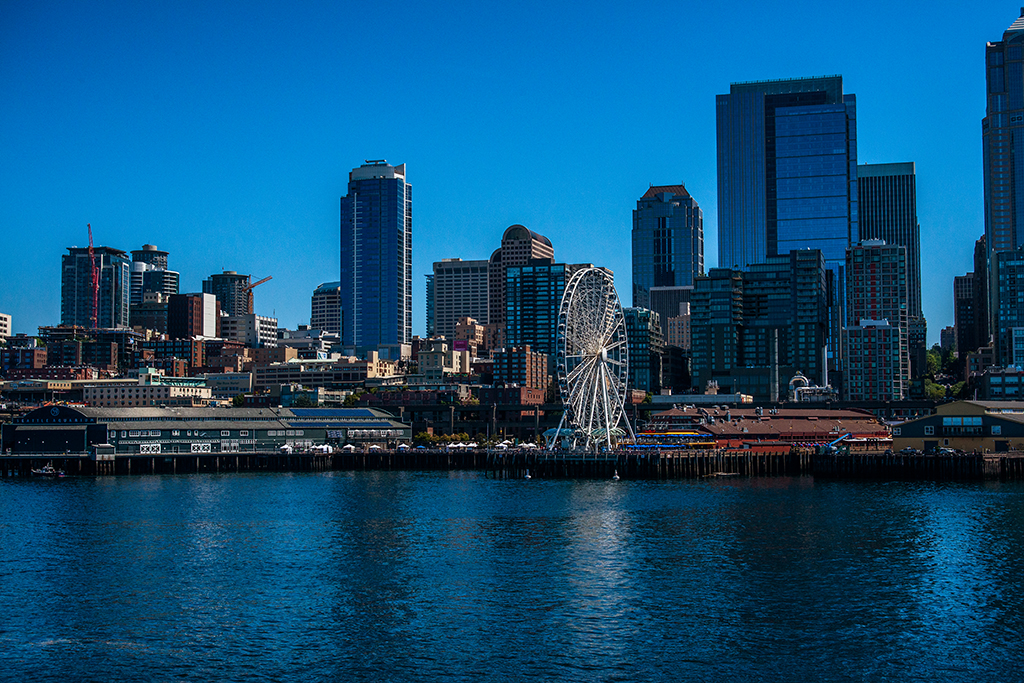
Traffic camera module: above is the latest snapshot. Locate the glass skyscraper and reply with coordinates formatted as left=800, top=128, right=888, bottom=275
left=716, top=75, right=858, bottom=273
left=984, top=10, right=1024, bottom=254
left=631, top=183, right=703, bottom=322
left=340, top=160, right=413, bottom=347
left=60, top=246, right=131, bottom=329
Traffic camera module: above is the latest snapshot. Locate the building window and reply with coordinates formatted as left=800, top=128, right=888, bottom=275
left=924, top=425, right=934, bottom=435
left=992, top=425, right=1002, bottom=435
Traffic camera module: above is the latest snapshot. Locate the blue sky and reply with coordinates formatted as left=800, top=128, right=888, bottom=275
left=0, top=1, right=1013, bottom=344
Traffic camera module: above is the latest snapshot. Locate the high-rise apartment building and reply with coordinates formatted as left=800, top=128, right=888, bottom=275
left=843, top=240, right=909, bottom=401
left=631, top=184, right=703, bottom=327
left=717, top=75, right=858, bottom=273
left=340, top=160, right=412, bottom=347
left=130, top=245, right=179, bottom=307
left=310, top=281, right=341, bottom=335
left=203, top=271, right=253, bottom=318
left=993, top=248, right=1024, bottom=366
left=624, top=307, right=664, bottom=393
left=61, top=246, right=131, bottom=329
left=431, top=258, right=490, bottom=339
left=488, top=225, right=554, bottom=348
left=984, top=10, right=1024, bottom=254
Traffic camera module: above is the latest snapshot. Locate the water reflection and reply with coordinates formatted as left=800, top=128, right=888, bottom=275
left=2, top=474, right=1024, bottom=681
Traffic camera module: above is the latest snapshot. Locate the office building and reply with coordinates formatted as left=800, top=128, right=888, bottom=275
left=993, top=248, right=1024, bottom=365
left=0, top=313, right=10, bottom=340
left=488, top=225, right=554, bottom=348
left=843, top=240, right=910, bottom=401
left=340, top=160, right=412, bottom=347
left=493, top=345, right=549, bottom=390
left=220, top=314, right=279, bottom=349
left=954, top=274, right=976, bottom=360
left=624, top=307, right=664, bottom=393
left=984, top=10, right=1024, bottom=253
left=311, top=281, right=341, bottom=335
left=168, top=293, right=219, bottom=340
left=632, top=184, right=703, bottom=325
left=431, top=258, right=490, bottom=339
left=857, top=164, right=922, bottom=316
left=129, top=245, right=179, bottom=307
left=61, top=246, right=131, bottom=329
left=203, top=271, right=254, bottom=318
left=717, top=75, right=858, bottom=273
left=691, top=250, right=830, bottom=401
left=940, top=326, right=957, bottom=354
left=425, top=274, right=435, bottom=337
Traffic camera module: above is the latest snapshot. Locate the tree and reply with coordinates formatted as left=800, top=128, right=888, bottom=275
left=292, top=394, right=316, bottom=408
left=343, top=393, right=360, bottom=407
left=231, top=394, right=245, bottom=408
left=924, top=379, right=946, bottom=400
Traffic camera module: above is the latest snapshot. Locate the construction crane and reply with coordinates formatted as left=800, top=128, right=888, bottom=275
left=87, top=223, right=99, bottom=330
left=243, top=275, right=272, bottom=314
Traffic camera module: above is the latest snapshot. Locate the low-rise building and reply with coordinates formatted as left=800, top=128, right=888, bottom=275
left=892, top=400, right=1024, bottom=452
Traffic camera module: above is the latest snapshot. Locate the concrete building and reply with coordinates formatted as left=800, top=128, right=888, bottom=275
left=340, top=160, right=412, bottom=346
left=220, top=314, right=278, bottom=349
left=61, top=246, right=131, bottom=329
left=418, top=338, right=472, bottom=381
left=431, top=258, right=490, bottom=340
left=665, top=301, right=691, bottom=350
left=310, top=281, right=341, bottom=335
left=0, top=313, right=10, bottom=341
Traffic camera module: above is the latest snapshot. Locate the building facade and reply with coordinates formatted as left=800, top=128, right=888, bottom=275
left=631, top=184, right=703, bottom=319
left=220, top=314, right=279, bottom=349
left=431, top=258, right=490, bottom=340
left=984, top=10, right=1024, bottom=254
left=843, top=240, right=910, bottom=401
left=310, top=281, right=342, bottom=335
left=624, top=307, right=664, bottom=394
left=955, top=273, right=976, bottom=360
left=994, top=248, right=1024, bottom=365
left=0, top=313, right=10, bottom=340
left=488, top=225, right=554, bottom=348
left=202, top=271, right=253, bottom=318
left=717, top=75, right=858, bottom=274
left=340, top=160, right=413, bottom=347
left=129, top=244, right=178, bottom=307
left=167, top=293, right=219, bottom=340
left=492, top=345, right=549, bottom=390
left=61, top=246, right=131, bottom=329
left=691, top=250, right=830, bottom=401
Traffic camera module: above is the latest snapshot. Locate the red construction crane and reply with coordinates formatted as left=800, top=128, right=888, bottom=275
left=87, top=223, right=99, bottom=330
left=243, top=275, right=272, bottom=314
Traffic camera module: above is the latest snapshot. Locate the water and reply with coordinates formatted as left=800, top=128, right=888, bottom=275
left=2, top=472, right=1023, bottom=682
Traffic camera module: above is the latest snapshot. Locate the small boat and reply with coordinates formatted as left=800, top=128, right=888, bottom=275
left=524, top=469, right=531, bottom=480
left=612, top=470, right=620, bottom=481
left=31, top=464, right=66, bottom=478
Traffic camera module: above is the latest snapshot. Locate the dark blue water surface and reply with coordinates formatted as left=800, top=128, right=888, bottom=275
left=1, top=472, right=1023, bottom=682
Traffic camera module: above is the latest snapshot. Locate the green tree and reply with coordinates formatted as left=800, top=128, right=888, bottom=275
left=343, top=393, right=360, bottom=407
left=292, top=394, right=316, bottom=408
left=231, top=394, right=246, bottom=408
left=924, top=379, right=946, bottom=400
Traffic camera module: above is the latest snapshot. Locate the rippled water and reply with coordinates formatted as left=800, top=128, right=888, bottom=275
left=1, top=472, right=1022, bottom=681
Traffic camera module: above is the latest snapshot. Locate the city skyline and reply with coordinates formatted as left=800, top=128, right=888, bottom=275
left=1, top=3, right=1012, bottom=343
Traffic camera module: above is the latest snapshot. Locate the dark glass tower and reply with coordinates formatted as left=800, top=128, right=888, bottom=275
left=984, top=10, right=1024, bottom=254
left=631, top=183, right=703, bottom=323
left=717, top=75, right=858, bottom=273
left=340, top=160, right=413, bottom=346
left=60, top=246, right=131, bottom=329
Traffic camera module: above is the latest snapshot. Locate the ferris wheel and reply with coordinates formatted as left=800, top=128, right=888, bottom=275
left=547, top=267, right=635, bottom=451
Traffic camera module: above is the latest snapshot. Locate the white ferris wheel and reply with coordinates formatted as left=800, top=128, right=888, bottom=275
left=547, top=267, right=636, bottom=451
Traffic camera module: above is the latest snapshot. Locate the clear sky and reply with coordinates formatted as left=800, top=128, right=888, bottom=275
left=0, top=1, right=1014, bottom=344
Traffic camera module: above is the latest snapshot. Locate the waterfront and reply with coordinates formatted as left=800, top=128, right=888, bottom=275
left=1, top=472, right=1022, bottom=681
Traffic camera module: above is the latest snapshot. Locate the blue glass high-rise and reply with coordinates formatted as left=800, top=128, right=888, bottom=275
left=340, top=160, right=412, bottom=347
left=717, top=75, right=858, bottom=274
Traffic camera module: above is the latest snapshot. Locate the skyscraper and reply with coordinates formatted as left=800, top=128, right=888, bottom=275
left=340, top=160, right=412, bottom=347
left=717, top=75, right=858, bottom=274
left=984, top=10, right=1024, bottom=254
left=843, top=240, right=909, bottom=401
left=310, top=281, right=341, bottom=335
left=60, top=246, right=131, bottom=329
left=631, top=184, right=703, bottom=324
left=203, top=271, right=253, bottom=317
left=430, top=258, right=490, bottom=339
left=488, top=225, right=554, bottom=348
left=130, top=245, right=179, bottom=307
